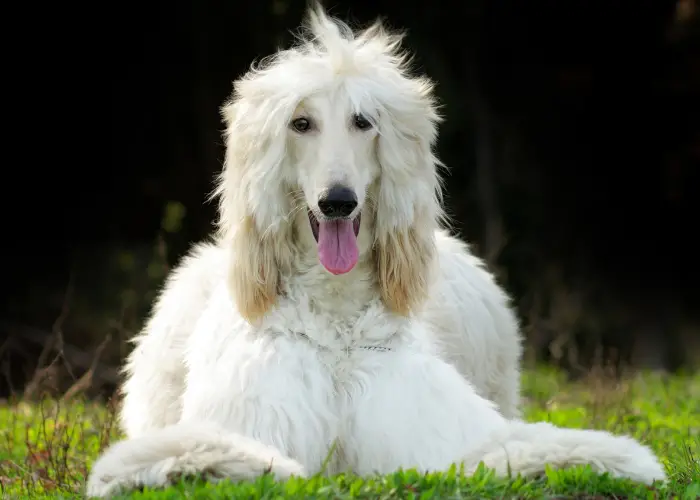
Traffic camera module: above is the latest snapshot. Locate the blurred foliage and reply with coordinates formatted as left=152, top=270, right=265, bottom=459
left=2, top=0, right=699, bottom=396
left=160, top=202, right=187, bottom=235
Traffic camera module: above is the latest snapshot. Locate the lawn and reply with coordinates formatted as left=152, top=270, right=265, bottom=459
left=1, top=367, right=698, bottom=498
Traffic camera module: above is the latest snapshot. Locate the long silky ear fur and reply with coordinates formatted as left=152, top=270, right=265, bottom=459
left=215, top=84, right=294, bottom=323
left=372, top=67, right=445, bottom=316
left=227, top=215, right=280, bottom=323
left=376, top=221, right=437, bottom=315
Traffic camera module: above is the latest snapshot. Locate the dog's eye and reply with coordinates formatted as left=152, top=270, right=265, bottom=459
left=353, top=114, right=373, bottom=131
left=291, top=117, right=312, bottom=133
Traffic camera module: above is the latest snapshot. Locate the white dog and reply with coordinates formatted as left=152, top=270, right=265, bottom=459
left=86, top=7, right=665, bottom=497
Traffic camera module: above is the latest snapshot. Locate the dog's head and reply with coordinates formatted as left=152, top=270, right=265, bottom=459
left=216, top=6, right=445, bottom=322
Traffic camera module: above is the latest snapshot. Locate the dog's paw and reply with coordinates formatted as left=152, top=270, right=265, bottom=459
left=86, top=458, right=306, bottom=498
left=85, top=469, right=148, bottom=498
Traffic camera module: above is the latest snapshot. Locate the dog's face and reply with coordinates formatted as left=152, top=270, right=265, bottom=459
left=217, top=8, right=445, bottom=321
left=286, top=90, right=380, bottom=275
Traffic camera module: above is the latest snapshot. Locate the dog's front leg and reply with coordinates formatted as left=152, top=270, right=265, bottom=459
left=180, top=329, right=339, bottom=476
left=88, top=326, right=335, bottom=498
left=342, top=348, right=509, bottom=475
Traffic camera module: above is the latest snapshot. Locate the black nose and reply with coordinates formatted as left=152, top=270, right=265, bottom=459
left=318, top=186, right=358, bottom=218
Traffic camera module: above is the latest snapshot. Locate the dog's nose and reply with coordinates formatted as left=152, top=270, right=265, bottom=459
left=318, top=186, right=358, bottom=218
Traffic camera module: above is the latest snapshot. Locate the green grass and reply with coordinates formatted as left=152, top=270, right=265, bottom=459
left=1, top=368, right=698, bottom=498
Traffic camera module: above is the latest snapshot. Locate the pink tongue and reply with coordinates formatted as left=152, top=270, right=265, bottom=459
left=317, top=219, right=359, bottom=275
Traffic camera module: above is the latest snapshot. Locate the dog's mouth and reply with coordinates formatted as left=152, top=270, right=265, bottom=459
left=308, top=211, right=361, bottom=241
left=308, top=210, right=361, bottom=275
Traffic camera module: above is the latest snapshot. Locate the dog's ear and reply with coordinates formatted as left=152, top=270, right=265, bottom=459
left=375, top=221, right=436, bottom=316
left=216, top=92, right=291, bottom=323
left=227, top=215, right=280, bottom=323
left=374, top=94, right=443, bottom=316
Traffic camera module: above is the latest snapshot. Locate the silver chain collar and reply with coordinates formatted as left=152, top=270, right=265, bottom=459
left=293, top=332, right=392, bottom=353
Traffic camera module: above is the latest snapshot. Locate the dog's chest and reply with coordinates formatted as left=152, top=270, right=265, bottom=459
left=293, top=323, right=393, bottom=368
left=268, top=293, right=402, bottom=349
left=265, top=306, right=398, bottom=378
left=312, top=338, right=392, bottom=375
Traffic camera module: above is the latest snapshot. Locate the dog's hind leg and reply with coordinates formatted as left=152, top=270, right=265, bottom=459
left=119, top=243, right=224, bottom=438
left=119, top=323, right=186, bottom=438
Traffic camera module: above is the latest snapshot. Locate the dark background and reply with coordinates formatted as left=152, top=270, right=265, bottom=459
left=2, top=0, right=699, bottom=398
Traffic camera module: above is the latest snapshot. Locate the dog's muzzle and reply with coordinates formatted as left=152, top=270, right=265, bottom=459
left=318, top=185, right=358, bottom=218
left=308, top=185, right=361, bottom=275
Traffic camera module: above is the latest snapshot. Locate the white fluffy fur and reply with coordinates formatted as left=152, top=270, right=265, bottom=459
left=86, top=7, right=665, bottom=498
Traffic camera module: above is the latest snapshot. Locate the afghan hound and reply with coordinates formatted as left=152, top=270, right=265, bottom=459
left=86, top=7, right=664, bottom=497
